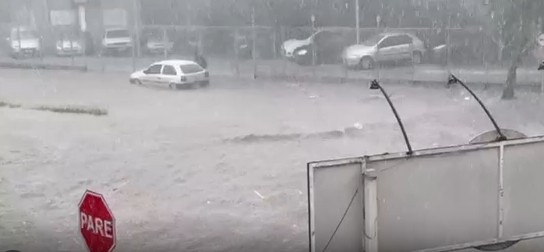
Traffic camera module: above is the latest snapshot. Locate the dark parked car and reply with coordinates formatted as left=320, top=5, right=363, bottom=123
left=140, top=29, right=174, bottom=55
left=236, top=36, right=253, bottom=59
left=233, top=33, right=274, bottom=60
left=291, top=30, right=349, bottom=65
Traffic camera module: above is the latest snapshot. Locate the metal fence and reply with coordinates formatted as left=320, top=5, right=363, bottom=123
left=0, top=22, right=541, bottom=87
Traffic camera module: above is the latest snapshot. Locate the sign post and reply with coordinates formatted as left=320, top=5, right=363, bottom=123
left=79, top=190, right=116, bottom=252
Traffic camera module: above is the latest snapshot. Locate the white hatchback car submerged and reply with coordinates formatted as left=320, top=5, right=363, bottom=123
left=130, top=60, right=210, bottom=89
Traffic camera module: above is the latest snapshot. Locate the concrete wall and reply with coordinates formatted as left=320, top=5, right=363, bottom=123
left=3, top=0, right=135, bottom=54
left=6, top=0, right=34, bottom=28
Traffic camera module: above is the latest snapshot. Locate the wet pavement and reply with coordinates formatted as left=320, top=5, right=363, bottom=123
left=1, top=69, right=544, bottom=251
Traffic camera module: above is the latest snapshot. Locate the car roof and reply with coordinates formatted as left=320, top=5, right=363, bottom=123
left=10, top=27, right=35, bottom=34
left=11, top=26, right=32, bottom=31
left=105, top=28, right=129, bottom=32
left=380, top=32, right=416, bottom=37
left=156, top=60, right=199, bottom=66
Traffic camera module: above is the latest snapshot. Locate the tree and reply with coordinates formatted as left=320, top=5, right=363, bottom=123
left=489, top=0, right=543, bottom=99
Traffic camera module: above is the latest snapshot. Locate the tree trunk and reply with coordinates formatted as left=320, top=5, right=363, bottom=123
left=502, top=52, right=522, bottom=100
left=502, top=63, right=516, bottom=99
left=497, top=43, right=504, bottom=65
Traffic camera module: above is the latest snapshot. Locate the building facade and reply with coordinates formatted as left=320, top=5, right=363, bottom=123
left=1, top=0, right=138, bottom=53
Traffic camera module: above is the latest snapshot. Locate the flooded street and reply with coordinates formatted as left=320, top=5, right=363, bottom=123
left=1, top=69, right=544, bottom=251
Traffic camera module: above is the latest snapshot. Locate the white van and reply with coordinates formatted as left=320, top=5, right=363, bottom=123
left=101, top=28, right=133, bottom=56
left=5, top=27, right=41, bottom=58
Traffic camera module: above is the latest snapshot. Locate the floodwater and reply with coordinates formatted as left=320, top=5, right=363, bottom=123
left=1, top=69, right=544, bottom=251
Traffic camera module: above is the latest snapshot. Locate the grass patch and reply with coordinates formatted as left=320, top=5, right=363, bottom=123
left=0, top=101, right=22, bottom=108
left=0, top=101, right=106, bottom=116
left=33, top=105, right=108, bottom=116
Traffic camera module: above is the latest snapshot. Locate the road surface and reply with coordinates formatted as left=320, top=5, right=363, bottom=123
left=1, top=69, right=544, bottom=251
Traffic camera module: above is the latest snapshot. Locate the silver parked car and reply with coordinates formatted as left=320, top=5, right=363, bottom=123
left=144, top=35, right=174, bottom=55
left=141, top=29, right=174, bottom=55
left=343, top=32, right=425, bottom=69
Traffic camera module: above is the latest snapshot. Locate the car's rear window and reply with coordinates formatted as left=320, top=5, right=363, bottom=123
left=107, top=30, right=130, bottom=38
left=59, top=33, right=78, bottom=40
left=362, top=34, right=386, bottom=46
left=180, top=64, right=203, bottom=74
left=10, top=30, right=36, bottom=40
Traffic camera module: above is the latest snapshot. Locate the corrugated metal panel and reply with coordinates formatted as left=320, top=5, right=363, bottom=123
left=503, top=141, right=544, bottom=237
left=309, top=136, right=544, bottom=252
left=372, top=148, right=499, bottom=251
left=309, top=159, right=364, bottom=252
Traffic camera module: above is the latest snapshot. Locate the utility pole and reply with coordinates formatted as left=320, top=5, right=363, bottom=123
left=251, top=5, right=257, bottom=79
left=375, top=15, right=381, bottom=81
left=355, top=0, right=360, bottom=44
left=186, top=1, right=191, bottom=26
left=311, top=14, right=316, bottom=66
left=311, top=0, right=317, bottom=66
left=41, top=0, right=49, bottom=62
left=446, top=0, right=452, bottom=76
left=234, top=28, right=240, bottom=76
left=132, top=0, right=140, bottom=71
left=162, top=27, right=168, bottom=59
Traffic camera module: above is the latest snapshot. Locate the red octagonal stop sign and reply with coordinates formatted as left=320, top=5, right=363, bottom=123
left=79, top=190, right=116, bottom=252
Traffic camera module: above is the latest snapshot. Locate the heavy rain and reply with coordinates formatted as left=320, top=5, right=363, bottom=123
left=2, top=0, right=544, bottom=251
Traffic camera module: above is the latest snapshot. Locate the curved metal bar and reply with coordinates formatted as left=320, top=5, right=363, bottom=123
left=448, top=74, right=506, bottom=141
left=370, top=80, right=413, bottom=155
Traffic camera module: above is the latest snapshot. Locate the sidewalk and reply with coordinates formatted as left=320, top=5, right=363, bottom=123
left=1, top=56, right=542, bottom=87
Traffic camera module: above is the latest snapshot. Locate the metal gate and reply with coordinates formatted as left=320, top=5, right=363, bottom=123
left=308, top=135, right=544, bottom=252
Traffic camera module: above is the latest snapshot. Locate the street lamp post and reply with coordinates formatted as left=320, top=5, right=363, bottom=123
left=370, top=80, right=413, bottom=155
left=131, top=0, right=141, bottom=71
left=448, top=74, right=507, bottom=141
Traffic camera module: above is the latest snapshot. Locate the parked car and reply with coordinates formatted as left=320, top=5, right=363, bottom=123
left=233, top=33, right=274, bottom=60
left=343, top=32, right=425, bottom=69
left=141, top=29, right=174, bottom=55
left=291, top=30, right=349, bottom=65
left=55, top=33, right=83, bottom=56
left=234, top=34, right=253, bottom=59
left=129, top=60, right=209, bottom=89
left=428, top=40, right=489, bottom=66
left=100, top=28, right=133, bottom=56
left=281, top=30, right=323, bottom=59
left=4, top=27, right=41, bottom=58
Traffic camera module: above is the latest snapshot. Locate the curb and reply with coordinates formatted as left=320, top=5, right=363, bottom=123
left=1, top=61, right=541, bottom=91
left=253, top=73, right=542, bottom=90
